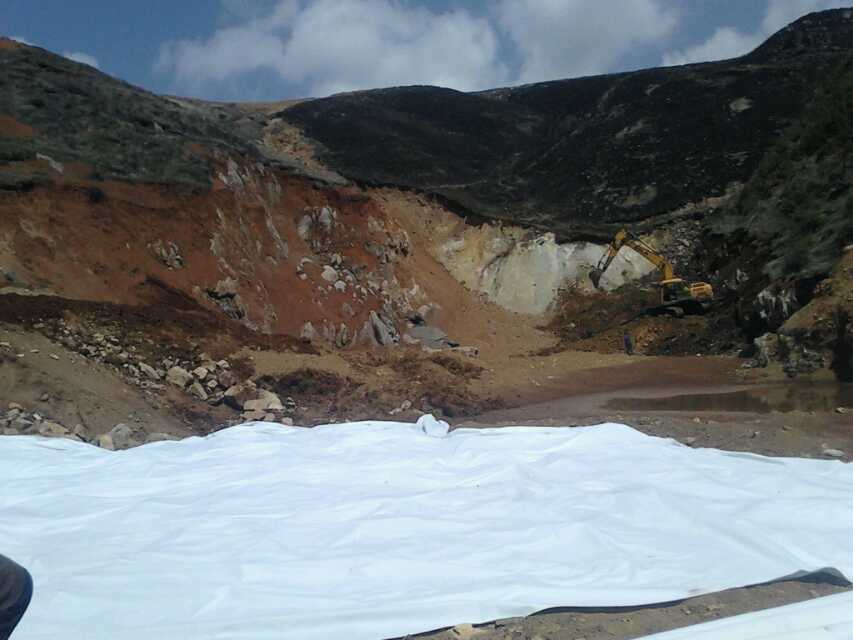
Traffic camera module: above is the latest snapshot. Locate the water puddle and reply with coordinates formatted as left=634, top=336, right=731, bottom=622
left=605, top=383, right=853, bottom=414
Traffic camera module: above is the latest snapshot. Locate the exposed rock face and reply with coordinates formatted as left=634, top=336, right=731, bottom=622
left=205, top=278, right=247, bottom=321
left=369, top=310, right=399, bottom=346
left=444, top=229, right=654, bottom=314
left=752, top=285, right=801, bottom=333
left=149, top=240, right=184, bottom=269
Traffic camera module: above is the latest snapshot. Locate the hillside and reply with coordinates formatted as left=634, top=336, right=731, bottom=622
left=0, top=8, right=851, bottom=445
left=282, top=9, right=853, bottom=239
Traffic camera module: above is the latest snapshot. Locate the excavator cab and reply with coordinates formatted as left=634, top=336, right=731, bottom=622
left=660, top=278, right=688, bottom=303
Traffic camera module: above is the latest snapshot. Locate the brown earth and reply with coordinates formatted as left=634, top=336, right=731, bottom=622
left=413, top=574, right=849, bottom=640
left=0, top=37, right=23, bottom=51
left=0, top=114, right=35, bottom=139
left=0, top=324, right=209, bottom=439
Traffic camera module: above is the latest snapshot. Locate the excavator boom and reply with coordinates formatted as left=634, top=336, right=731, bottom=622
left=590, top=229, right=675, bottom=287
left=589, top=228, right=714, bottom=316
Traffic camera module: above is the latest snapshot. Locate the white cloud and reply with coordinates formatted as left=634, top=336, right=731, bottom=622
left=663, top=0, right=849, bottom=67
left=64, top=51, right=100, bottom=68
left=157, top=0, right=508, bottom=97
left=281, top=1, right=507, bottom=95
left=496, top=0, right=679, bottom=84
left=662, top=26, right=763, bottom=66
left=10, top=35, right=34, bottom=46
left=156, top=0, right=683, bottom=98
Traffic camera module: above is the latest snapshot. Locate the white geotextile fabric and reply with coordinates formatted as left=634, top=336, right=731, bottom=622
left=2, top=419, right=853, bottom=640
left=638, top=590, right=853, bottom=639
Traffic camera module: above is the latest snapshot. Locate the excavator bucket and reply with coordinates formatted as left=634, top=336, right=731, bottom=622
left=589, top=268, right=603, bottom=289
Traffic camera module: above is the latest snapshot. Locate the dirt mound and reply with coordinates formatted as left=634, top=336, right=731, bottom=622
left=540, top=284, right=744, bottom=358
left=258, top=368, right=355, bottom=401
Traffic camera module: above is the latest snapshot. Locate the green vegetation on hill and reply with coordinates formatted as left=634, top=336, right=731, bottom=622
left=712, top=55, right=853, bottom=282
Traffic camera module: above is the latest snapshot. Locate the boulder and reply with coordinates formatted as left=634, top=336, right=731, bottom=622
left=138, top=362, right=161, bottom=381
left=243, top=390, right=283, bottom=413
left=193, top=366, right=209, bottom=381
left=335, top=323, right=349, bottom=349
left=407, top=325, right=449, bottom=349
left=207, top=392, right=225, bottom=407
left=242, top=399, right=266, bottom=412
left=321, top=266, right=338, bottom=282
left=300, top=322, right=317, bottom=341
left=10, top=417, right=34, bottom=433
left=166, top=366, right=193, bottom=388
left=754, top=333, right=781, bottom=368
left=241, top=409, right=267, bottom=422
left=217, top=370, right=236, bottom=389
left=72, top=424, right=90, bottom=442
left=98, top=423, right=142, bottom=450
left=189, top=382, right=209, bottom=401
left=38, top=421, right=69, bottom=438
left=224, top=382, right=257, bottom=411
left=369, top=311, right=398, bottom=346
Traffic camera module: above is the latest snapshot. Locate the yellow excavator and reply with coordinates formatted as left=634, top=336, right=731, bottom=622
left=589, top=229, right=714, bottom=317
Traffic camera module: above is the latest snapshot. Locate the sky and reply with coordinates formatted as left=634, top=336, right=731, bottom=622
left=3, top=0, right=851, bottom=101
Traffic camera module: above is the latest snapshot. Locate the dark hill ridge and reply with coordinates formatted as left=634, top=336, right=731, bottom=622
left=0, top=37, right=264, bottom=188
left=1, top=8, right=851, bottom=238
left=282, top=8, right=853, bottom=239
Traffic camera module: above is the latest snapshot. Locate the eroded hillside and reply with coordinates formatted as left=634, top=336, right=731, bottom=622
left=1, top=9, right=852, bottom=449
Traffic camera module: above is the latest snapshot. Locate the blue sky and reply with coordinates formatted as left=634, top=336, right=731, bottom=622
left=4, top=1, right=849, bottom=101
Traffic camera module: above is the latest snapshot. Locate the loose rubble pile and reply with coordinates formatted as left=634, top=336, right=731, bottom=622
left=750, top=332, right=826, bottom=377
left=6, top=317, right=299, bottom=433
left=0, top=402, right=174, bottom=449
left=1, top=402, right=90, bottom=441
left=295, top=206, right=412, bottom=348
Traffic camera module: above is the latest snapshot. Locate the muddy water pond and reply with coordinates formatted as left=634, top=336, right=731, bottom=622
left=605, top=383, right=853, bottom=414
